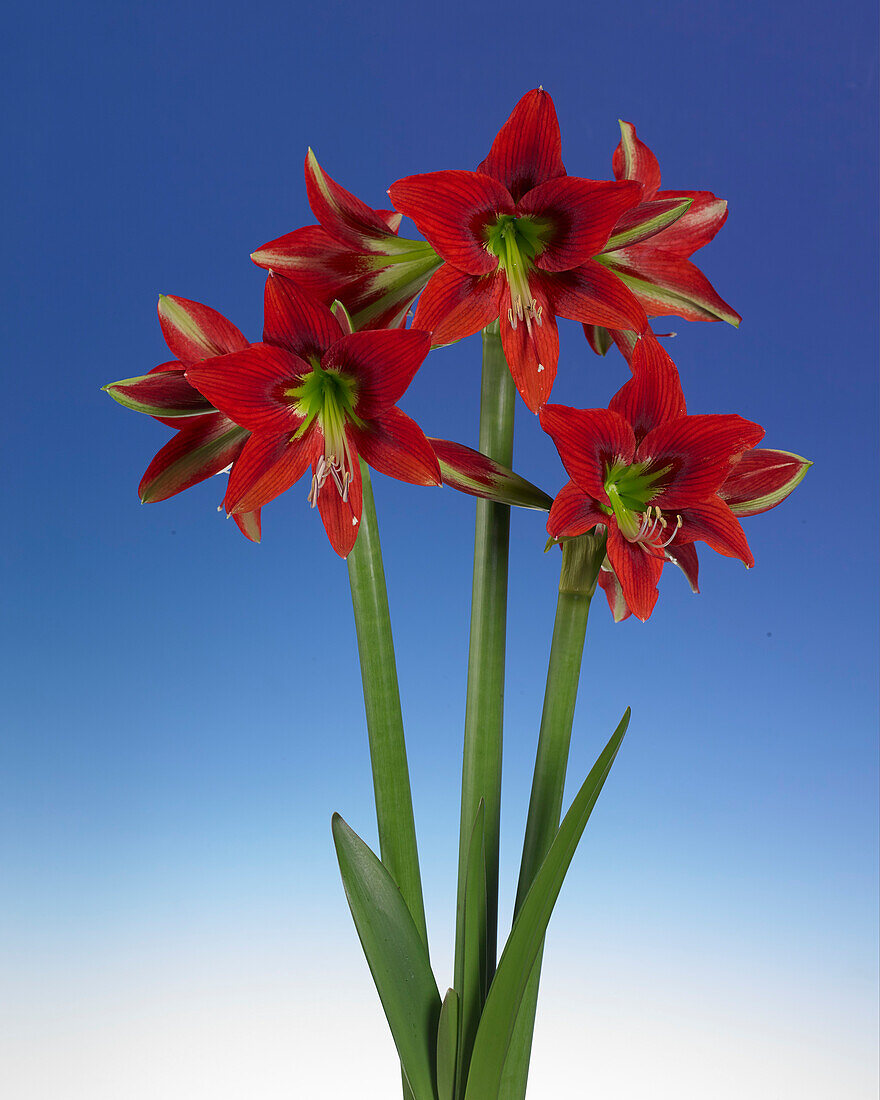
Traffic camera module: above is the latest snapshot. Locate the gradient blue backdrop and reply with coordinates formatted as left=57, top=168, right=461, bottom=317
left=3, top=1, right=877, bottom=1096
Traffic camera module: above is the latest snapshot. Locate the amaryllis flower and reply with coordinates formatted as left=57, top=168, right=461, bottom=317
left=596, top=446, right=811, bottom=621
left=251, top=151, right=442, bottom=331
left=103, top=295, right=261, bottom=541
left=184, top=274, right=441, bottom=557
left=539, top=336, right=766, bottom=620
left=585, top=121, right=741, bottom=357
left=388, top=89, right=650, bottom=412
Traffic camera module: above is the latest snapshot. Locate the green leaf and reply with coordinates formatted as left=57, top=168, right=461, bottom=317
left=436, top=989, right=459, bottom=1100
left=332, top=814, right=441, bottom=1100
left=457, top=801, right=488, bottom=1095
left=463, top=711, right=630, bottom=1100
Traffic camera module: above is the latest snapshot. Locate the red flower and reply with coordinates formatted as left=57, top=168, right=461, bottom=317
left=251, top=151, right=442, bottom=331
left=585, top=121, right=741, bottom=358
left=184, top=274, right=441, bottom=557
left=388, top=89, right=649, bottom=412
left=103, top=295, right=261, bottom=541
left=539, top=335, right=765, bottom=620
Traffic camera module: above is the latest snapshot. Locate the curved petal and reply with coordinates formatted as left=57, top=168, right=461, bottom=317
left=263, top=271, right=343, bottom=357
left=412, top=265, right=501, bottom=347
left=253, top=224, right=373, bottom=293
left=305, top=149, right=398, bottom=248
left=350, top=408, right=441, bottom=487
left=648, top=191, right=729, bottom=257
left=431, top=438, right=553, bottom=510
left=499, top=281, right=558, bottom=413
left=602, top=195, right=693, bottom=252
left=597, top=567, right=632, bottom=622
left=389, top=170, right=513, bottom=275
left=139, top=417, right=248, bottom=503
left=323, top=329, right=431, bottom=418
left=638, top=414, right=765, bottom=508
left=678, top=497, right=754, bottom=566
left=186, top=344, right=310, bottom=435
left=583, top=324, right=613, bottom=356
left=158, top=295, right=248, bottom=364
left=546, top=481, right=608, bottom=538
left=612, top=121, right=661, bottom=199
left=719, top=448, right=812, bottom=517
left=225, top=429, right=316, bottom=514
left=548, top=260, right=648, bottom=332
left=233, top=509, right=262, bottom=543
left=104, top=370, right=216, bottom=418
left=317, top=452, right=363, bottom=558
left=664, top=541, right=699, bottom=593
left=520, top=178, right=642, bottom=270
left=601, top=252, right=741, bottom=326
left=539, top=405, right=636, bottom=501
left=477, top=88, right=566, bottom=202
left=606, top=523, right=663, bottom=621
left=608, top=333, right=686, bottom=440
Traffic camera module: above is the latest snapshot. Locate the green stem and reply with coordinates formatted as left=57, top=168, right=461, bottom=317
left=347, top=460, right=428, bottom=948
left=455, top=323, right=516, bottom=1000
left=499, top=533, right=606, bottom=1100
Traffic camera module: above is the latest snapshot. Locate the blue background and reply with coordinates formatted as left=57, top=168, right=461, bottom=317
left=3, top=1, right=877, bottom=1096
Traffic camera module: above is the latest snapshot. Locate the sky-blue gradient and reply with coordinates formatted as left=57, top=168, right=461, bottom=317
left=3, top=1, right=877, bottom=1096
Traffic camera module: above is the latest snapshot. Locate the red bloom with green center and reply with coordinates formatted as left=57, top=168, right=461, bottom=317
left=184, top=274, right=441, bottom=557
left=388, top=89, right=649, bottom=411
left=103, top=294, right=262, bottom=542
left=251, top=151, right=442, bottom=331
left=539, top=336, right=765, bottom=620
left=585, top=121, right=741, bottom=357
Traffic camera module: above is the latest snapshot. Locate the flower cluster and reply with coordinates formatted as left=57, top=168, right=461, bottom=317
left=105, top=88, right=808, bottom=618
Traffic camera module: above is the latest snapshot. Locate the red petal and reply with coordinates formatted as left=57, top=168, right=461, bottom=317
left=233, top=510, right=262, bottom=543
left=349, top=408, right=441, bottom=486
left=323, top=329, right=430, bottom=418
left=430, top=438, right=553, bottom=510
left=597, top=567, right=632, bottom=622
left=539, top=405, right=636, bottom=501
left=186, top=345, right=309, bottom=435
left=476, top=88, right=566, bottom=202
left=412, top=265, right=501, bottom=346
left=139, top=417, right=248, bottom=503
left=104, top=370, right=216, bottom=418
left=305, top=149, right=397, bottom=249
left=317, top=454, right=363, bottom=558
left=520, top=178, right=642, bottom=270
left=606, top=523, right=662, bottom=621
left=648, top=191, right=729, bottom=257
left=499, top=281, right=558, bottom=413
left=602, top=196, right=693, bottom=252
left=678, top=497, right=754, bottom=566
left=548, top=260, right=648, bottom=332
left=608, top=333, right=686, bottom=440
left=388, top=170, right=513, bottom=275
left=602, top=252, right=741, bottom=325
left=158, top=295, right=248, bottom=364
left=546, top=480, right=608, bottom=538
left=638, top=414, right=765, bottom=508
left=665, top=542, right=699, bottom=593
left=719, top=448, right=811, bottom=517
left=612, top=122, right=661, bottom=199
left=263, top=271, right=343, bottom=357
left=583, top=324, right=613, bottom=356
left=225, top=430, right=316, bottom=514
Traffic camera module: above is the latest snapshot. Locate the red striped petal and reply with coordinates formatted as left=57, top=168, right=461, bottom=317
left=305, top=149, right=398, bottom=249
left=665, top=542, right=700, bottom=593
left=104, top=370, right=216, bottom=418
left=389, top=170, right=513, bottom=275
left=719, top=448, right=811, bottom=517
left=431, top=438, right=553, bottom=510
left=548, top=260, right=648, bottom=332
left=263, top=271, right=343, bottom=357
left=602, top=253, right=741, bottom=326
left=520, top=178, right=642, bottom=270
left=350, top=408, right=441, bottom=487
left=608, top=333, right=686, bottom=440
left=477, top=88, right=566, bottom=202
left=546, top=481, right=608, bottom=538
left=186, top=345, right=309, bottom=435
left=597, top=567, right=632, bottom=622
left=606, top=523, right=663, bottom=621
left=139, top=417, right=248, bottom=503
left=648, top=191, right=729, bottom=257
left=539, top=405, right=636, bottom=501
left=323, top=329, right=430, bottom=418
left=158, top=295, right=248, bottom=364
left=678, top=497, right=754, bottom=566
left=602, top=196, right=693, bottom=252
left=412, top=265, right=501, bottom=346
left=225, top=430, right=316, bottom=514
left=317, top=454, right=363, bottom=558
left=638, top=414, right=765, bottom=508
left=233, top=510, right=262, bottom=543
left=612, top=122, right=661, bottom=199
left=499, top=280, right=558, bottom=412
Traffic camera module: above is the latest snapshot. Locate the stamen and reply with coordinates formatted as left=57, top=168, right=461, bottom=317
left=657, top=515, right=682, bottom=549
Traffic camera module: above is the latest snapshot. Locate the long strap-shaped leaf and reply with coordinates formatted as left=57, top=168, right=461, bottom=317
left=332, top=814, right=441, bottom=1100
left=462, top=711, right=630, bottom=1100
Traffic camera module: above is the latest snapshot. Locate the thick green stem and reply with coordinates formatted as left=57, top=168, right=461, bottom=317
left=347, top=460, right=428, bottom=948
left=499, top=533, right=605, bottom=1100
left=455, top=323, right=515, bottom=1002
